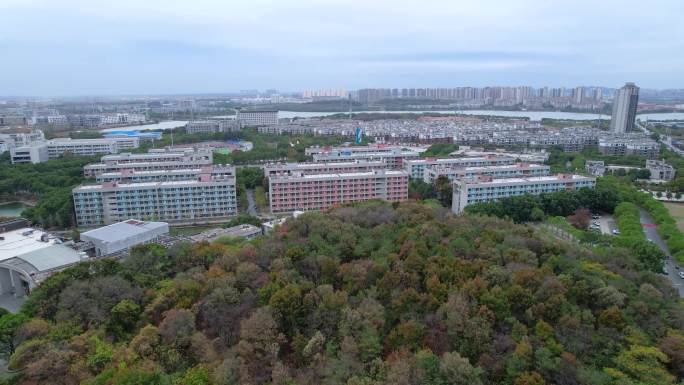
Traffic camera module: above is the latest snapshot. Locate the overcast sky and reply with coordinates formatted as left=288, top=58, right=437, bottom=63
left=1, top=0, right=682, bottom=96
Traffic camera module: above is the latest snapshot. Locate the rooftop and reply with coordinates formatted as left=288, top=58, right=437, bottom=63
left=81, top=220, right=169, bottom=243
left=0, top=228, right=86, bottom=273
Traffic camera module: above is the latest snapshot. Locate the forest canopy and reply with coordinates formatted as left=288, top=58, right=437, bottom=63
left=1, top=201, right=683, bottom=385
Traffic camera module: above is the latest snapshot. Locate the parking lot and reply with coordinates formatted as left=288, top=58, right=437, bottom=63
left=588, top=214, right=617, bottom=236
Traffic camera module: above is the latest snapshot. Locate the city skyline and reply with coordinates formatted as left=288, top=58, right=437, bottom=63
left=1, top=0, right=683, bottom=96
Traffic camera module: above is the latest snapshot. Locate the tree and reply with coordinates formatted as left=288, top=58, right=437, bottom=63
left=439, top=351, right=483, bottom=385
left=0, top=313, right=29, bottom=359
left=159, top=309, right=196, bottom=349
left=567, top=208, right=591, bottom=229
left=108, top=299, right=141, bottom=340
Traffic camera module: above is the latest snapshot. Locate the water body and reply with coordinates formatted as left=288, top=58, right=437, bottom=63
left=100, top=120, right=188, bottom=133
left=0, top=202, right=28, bottom=217
left=279, top=110, right=684, bottom=122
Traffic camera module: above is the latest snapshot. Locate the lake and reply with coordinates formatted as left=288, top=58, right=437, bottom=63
left=0, top=202, right=28, bottom=217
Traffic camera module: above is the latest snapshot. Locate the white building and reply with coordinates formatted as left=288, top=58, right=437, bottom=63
left=81, top=219, right=169, bottom=257
left=452, top=174, right=596, bottom=213
left=0, top=227, right=88, bottom=298
left=610, top=82, right=639, bottom=134
left=236, top=110, right=279, bottom=126
left=9, top=137, right=140, bottom=164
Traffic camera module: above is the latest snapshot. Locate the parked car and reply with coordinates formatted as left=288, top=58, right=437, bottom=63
left=612, top=229, right=621, bottom=235
left=592, top=214, right=600, bottom=219
left=663, top=266, right=669, bottom=274
left=679, top=271, right=684, bottom=279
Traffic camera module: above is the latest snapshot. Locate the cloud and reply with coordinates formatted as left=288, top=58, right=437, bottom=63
left=0, top=0, right=682, bottom=95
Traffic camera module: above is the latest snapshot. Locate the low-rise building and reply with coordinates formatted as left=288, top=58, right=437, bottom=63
left=9, top=137, right=141, bottom=164
left=80, top=219, right=169, bottom=257
left=585, top=160, right=606, bottom=176
left=268, top=169, right=409, bottom=214
left=424, top=163, right=550, bottom=184
left=646, top=159, right=676, bottom=181
left=189, top=224, right=261, bottom=242
left=0, top=227, right=88, bottom=298
left=73, top=173, right=238, bottom=227
left=452, top=174, right=596, bottom=213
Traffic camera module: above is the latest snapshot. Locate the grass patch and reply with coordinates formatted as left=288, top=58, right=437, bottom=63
left=663, top=202, right=684, bottom=234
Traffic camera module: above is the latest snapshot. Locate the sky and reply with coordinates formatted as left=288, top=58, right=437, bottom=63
left=1, top=0, right=683, bottom=96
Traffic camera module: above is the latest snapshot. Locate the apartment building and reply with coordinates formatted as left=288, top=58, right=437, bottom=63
left=268, top=170, right=409, bottom=214
left=236, top=110, right=278, bottom=126
left=312, top=149, right=420, bottom=169
left=424, top=163, right=550, bottom=184
left=646, top=159, right=676, bottom=181
left=403, top=155, right=516, bottom=180
left=84, top=148, right=213, bottom=177
left=263, top=160, right=388, bottom=177
left=96, top=165, right=235, bottom=183
left=452, top=174, right=596, bottom=213
left=73, top=174, right=237, bottom=227
left=598, top=135, right=659, bottom=159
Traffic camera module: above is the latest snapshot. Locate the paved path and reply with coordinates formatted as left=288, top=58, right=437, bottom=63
left=639, top=208, right=684, bottom=297
left=246, top=188, right=259, bottom=217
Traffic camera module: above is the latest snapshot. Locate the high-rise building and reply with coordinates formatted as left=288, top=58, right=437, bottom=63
left=610, top=82, right=639, bottom=133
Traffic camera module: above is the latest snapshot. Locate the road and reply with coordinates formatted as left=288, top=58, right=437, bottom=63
left=639, top=208, right=684, bottom=297
left=246, top=188, right=259, bottom=217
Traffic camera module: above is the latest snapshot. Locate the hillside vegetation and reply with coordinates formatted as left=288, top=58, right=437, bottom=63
left=1, top=201, right=683, bottom=385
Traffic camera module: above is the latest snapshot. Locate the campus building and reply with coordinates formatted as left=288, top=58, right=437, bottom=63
left=585, top=160, right=606, bottom=177
left=9, top=137, right=140, bottom=164
left=83, top=148, right=213, bottom=177
left=403, top=155, right=516, bottom=180
left=96, top=165, right=235, bottom=183
left=236, top=110, right=278, bottom=126
left=451, top=174, right=596, bottom=213
left=263, top=160, right=388, bottom=177
left=73, top=173, right=237, bottom=227
left=312, top=148, right=421, bottom=169
left=424, top=163, right=550, bottom=184
left=0, top=227, right=88, bottom=298
left=268, top=169, right=409, bottom=214
left=185, top=120, right=240, bottom=134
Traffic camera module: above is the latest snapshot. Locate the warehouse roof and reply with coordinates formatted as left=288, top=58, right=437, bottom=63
left=81, top=220, right=168, bottom=243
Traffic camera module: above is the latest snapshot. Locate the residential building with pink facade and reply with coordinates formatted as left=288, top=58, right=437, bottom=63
left=268, top=169, right=409, bottom=214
